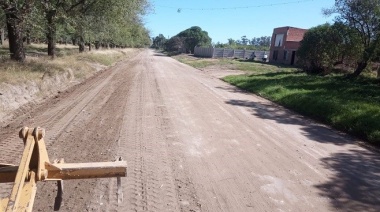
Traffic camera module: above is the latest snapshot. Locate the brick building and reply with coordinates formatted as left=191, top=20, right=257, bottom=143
left=269, top=26, right=307, bottom=65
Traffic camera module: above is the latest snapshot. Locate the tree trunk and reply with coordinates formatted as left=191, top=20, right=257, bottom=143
left=77, top=36, right=84, bottom=52
left=6, top=13, right=25, bottom=61
left=0, top=28, right=4, bottom=45
left=95, top=41, right=100, bottom=50
left=46, top=10, right=57, bottom=58
left=350, top=61, right=368, bottom=78
left=88, top=41, right=91, bottom=51
left=79, top=43, right=85, bottom=52
left=72, top=38, right=76, bottom=45
left=25, top=29, right=31, bottom=45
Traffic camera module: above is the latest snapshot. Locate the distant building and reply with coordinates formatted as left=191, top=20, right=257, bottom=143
left=269, top=26, right=307, bottom=65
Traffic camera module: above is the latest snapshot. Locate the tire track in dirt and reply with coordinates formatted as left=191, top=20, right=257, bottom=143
left=0, top=68, right=120, bottom=202
left=2, top=49, right=379, bottom=211
left=0, top=49, right=199, bottom=211
left=0, top=51, right=142, bottom=209
left=0, top=60, right=121, bottom=164
left=91, top=55, right=185, bottom=211
left=32, top=55, right=144, bottom=211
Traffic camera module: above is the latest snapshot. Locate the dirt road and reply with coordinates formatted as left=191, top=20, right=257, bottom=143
left=1, top=49, right=379, bottom=211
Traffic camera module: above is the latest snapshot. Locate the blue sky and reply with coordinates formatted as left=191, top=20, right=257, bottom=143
left=144, top=0, right=336, bottom=43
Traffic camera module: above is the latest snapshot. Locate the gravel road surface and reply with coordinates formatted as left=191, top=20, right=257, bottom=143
left=1, top=49, right=379, bottom=211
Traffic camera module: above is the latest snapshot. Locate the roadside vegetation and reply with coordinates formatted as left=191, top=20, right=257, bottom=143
left=152, top=26, right=212, bottom=54
left=173, top=0, right=380, bottom=144
left=0, top=44, right=132, bottom=85
left=224, top=71, right=380, bottom=144
left=152, top=29, right=270, bottom=54
left=0, top=0, right=150, bottom=61
left=298, top=0, right=380, bottom=78
left=175, top=54, right=380, bottom=144
left=214, top=36, right=271, bottom=51
left=0, top=0, right=148, bottom=97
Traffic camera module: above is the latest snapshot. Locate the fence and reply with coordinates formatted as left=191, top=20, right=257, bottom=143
left=194, top=47, right=268, bottom=61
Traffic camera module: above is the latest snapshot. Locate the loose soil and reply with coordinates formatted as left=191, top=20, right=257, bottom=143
left=1, top=49, right=379, bottom=211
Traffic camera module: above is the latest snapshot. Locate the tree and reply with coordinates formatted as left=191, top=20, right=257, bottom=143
left=39, top=0, right=65, bottom=57
left=0, top=0, right=152, bottom=59
left=324, top=0, right=380, bottom=77
left=0, top=9, right=5, bottom=45
left=164, top=36, right=185, bottom=52
left=251, top=36, right=271, bottom=48
left=227, top=38, right=236, bottom=46
left=297, top=23, right=362, bottom=74
left=38, top=0, right=86, bottom=57
left=241, top=35, right=249, bottom=45
left=176, top=26, right=211, bottom=53
left=152, top=34, right=167, bottom=49
left=0, top=0, right=35, bottom=61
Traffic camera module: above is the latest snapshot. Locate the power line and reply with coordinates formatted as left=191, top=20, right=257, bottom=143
left=156, top=0, right=315, bottom=12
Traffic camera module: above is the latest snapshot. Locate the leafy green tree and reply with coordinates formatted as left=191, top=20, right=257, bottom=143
left=164, top=36, right=185, bottom=52
left=241, top=35, right=249, bottom=45
left=214, top=42, right=227, bottom=48
left=152, top=34, right=167, bottom=49
left=0, top=0, right=151, bottom=59
left=324, top=0, right=380, bottom=77
left=251, top=36, right=271, bottom=48
left=297, top=23, right=361, bottom=74
left=38, top=0, right=87, bottom=56
left=176, top=26, right=211, bottom=53
left=227, top=38, right=236, bottom=46
left=0, top=0, right=35, bottom=61
left=70, top=0, right=150, bottom=51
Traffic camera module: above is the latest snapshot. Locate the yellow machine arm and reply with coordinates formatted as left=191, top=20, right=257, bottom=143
left=0, top=127, right=127, bottom=212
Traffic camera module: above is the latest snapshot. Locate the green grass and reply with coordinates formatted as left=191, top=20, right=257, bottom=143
left=224, top=72, right=380, bottom=144
left=173, top=54, right=298, bottom=73
left=174, top=55, right=222, bottom=69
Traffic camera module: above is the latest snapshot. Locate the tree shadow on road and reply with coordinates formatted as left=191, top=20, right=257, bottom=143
left=225, top=98, right=354, bottom=146
left=224, top=97, right=380, bottom=211
left=316, top=149, right=380, bottom=212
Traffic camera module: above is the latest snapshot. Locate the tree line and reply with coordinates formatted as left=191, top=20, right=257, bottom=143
left=152, top=29, right=270, bottom=53
left=0, top=0, right=151, bottom=61
left=298, top=0, right=380, bottom=77
left=215, top=36, right=271, bottom=51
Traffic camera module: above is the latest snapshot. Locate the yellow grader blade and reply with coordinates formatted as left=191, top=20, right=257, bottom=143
left=0, top=127, right=127, bottom=211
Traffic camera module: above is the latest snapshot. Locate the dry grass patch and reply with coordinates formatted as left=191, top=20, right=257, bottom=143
left=78, top=49, right=125, bottom=66
left=173, top=54, right=298, bottom=74
left=0, top=47, right=137, bottom=85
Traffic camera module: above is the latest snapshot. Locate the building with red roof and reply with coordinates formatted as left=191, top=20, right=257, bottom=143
left=269, top=26, right=307, bottom=65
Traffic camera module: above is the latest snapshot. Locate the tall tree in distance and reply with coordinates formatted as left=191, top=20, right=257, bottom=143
left=176, top=26, right=212, bottom=53
left=227, top=38, right=236, bottom=46
left=241, top=35, right=249, bottom=45
left=152, top=34, right=167, bottom=49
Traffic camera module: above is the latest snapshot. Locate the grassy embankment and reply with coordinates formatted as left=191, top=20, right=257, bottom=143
left=0, top=43, right=130, bottom=85
left=175, top=55, right=380, bottom=144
